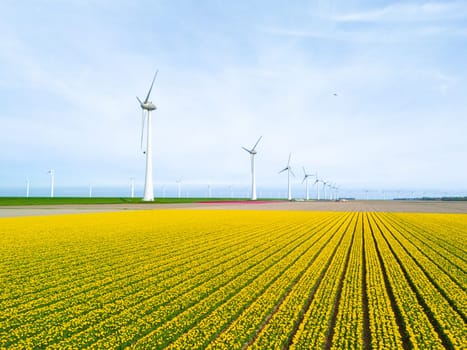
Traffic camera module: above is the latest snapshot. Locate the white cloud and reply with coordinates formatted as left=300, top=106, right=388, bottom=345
left=333, top=1, right=467, bottom=23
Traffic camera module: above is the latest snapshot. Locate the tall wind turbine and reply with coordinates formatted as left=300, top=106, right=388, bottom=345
left=322, top=180, right=328, bottom=200
left=242, top=136, right=262, bottom=200
left=48, top=169, right=55, bottom=198
left=137, top=70, right=158, bottom=202
left=302, top=167, right=314, bottom=201
left=26, top=178, right=30, bottom=198
left=279, top=153, right=295, bottom=201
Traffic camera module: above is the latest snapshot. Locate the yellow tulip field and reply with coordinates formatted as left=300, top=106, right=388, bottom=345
left=0, top=210, right=465, bottom=349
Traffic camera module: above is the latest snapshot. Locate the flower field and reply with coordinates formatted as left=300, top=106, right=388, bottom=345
left=0, top=210, right=465, bottom=349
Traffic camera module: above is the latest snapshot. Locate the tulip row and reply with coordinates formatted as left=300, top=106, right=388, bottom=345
left=51, top=215, right=314, bottom=349
left=389, top=213, right=466, bottom=272
left=200, top=213, right=353, bottom=350
left=367, top=213, right=445, bottom=348
left=2, top=218, right=272, bottom=347
left=1, top=211, right=294, bottom=348
left=248, top=212, right=356, bottom=349
left=362, top=213, right=403, bottom=349
left=330, top=213, right=364, bottom=349
left=372, top=213, right=466, bottom=349
left=288, top=213, right=357, bottom=348
left=381, top=212, right=466, bottom=292
left=126, top=213, right=338, bottom=349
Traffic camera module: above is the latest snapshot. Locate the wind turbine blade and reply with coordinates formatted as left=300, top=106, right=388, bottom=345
left=287, top=153, right=292, bottom=166
left=136, top=96, right=143, bottom=105
left=144, top=70, right=158, bottom=103
left=242, top=146, right=252, bottom=154
left=302, top=176, right=306, bottom=184
left=279, top=167, right=288, bottom=174
left=290, top=168, right=296, bottom=177
left=141, top=110, right=146, bottom=151
left=303, top=166, right=306, bottom=176
left=251, top=136, right=262, bottom=151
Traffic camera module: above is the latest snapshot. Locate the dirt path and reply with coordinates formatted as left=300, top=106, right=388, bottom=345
left=0, top=200, right=466, bottom=218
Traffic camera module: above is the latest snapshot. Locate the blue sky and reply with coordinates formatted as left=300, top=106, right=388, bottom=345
left=1, top=0, right=466, bottom=195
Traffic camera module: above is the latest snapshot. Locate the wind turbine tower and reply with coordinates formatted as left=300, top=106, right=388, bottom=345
left=26, top=178, right=30, bottom=198
left=48, top=169, right=55, bottom=198
left=137, top=70, right=159, bottom=202
left=279, top=153, right=295, bottom=201
left=315, top=176, right=320, bottom=200
left=130, top=177, right=135, bottom=198
left=176, top=179, right=182, bottom=198
left=242, top=136, right=262, bottom=200
left=302, top=167, right=314, bottom=200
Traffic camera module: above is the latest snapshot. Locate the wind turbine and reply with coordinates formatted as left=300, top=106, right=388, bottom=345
left=48, top=169, right=55, bottom=198
left=89, top=183, right=92, bottom=198
left=129, top=177, right=135, bottom=198
left=137, top=70, right=158, bottom=202
left=314, top=176, right=320, bottom=200
left=279, top=153, right=295, bottom=201
left=322, top=180, right=327, bottom=200
left=26, top=178, right=30, bottom=198
left=242, top=136, right=262, bottom=200
left=327, top=182, right=333, bottom=200
left=176, top=179, right=182, bottom=198
left=302, top=167, right=314, bottom=200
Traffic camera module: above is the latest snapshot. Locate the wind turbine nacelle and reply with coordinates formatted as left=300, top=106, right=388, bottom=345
left=142, top=102, right=157, bottom=111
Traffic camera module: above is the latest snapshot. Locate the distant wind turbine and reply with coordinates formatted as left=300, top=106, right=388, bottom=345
left=130, top=177, right=135, bottom=198
left=302, top=167, right=314, bottom=201
left=176, top=179, right=182, bottom=199
left=137, top=70, right=158, bottom=202
left=279, top=153, right=295, bottom=201
left=322, top=180, right=328, bottom=200
left=26, top=178, right=30, bottom=198
left=314, top=176, right=320, bottom=200
left=48, top=169, right=55, bottom=198
left=89, top=183, right=92, bottom=198
left=330, top=183, right=336, bottom=200
left=334, top=185, right=340, bottom=200
left=242, top=136, right=262, bottom=200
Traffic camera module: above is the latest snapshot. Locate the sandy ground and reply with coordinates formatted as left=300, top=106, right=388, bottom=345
left=0, top=200, right=466, bottom=218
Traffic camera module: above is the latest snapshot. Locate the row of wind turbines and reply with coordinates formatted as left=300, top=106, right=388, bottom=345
left=243, top=136, right=339, bottom=201
left=137, top=70, right=339, bottom=202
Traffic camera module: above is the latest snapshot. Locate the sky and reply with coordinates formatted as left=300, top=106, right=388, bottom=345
left=1, top=0, right=466, bottom=196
